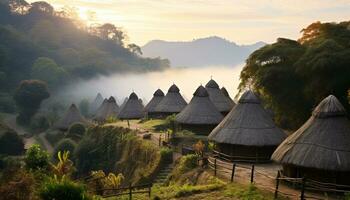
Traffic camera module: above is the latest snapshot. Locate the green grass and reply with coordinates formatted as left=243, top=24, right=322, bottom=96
left=139, top=119, right=167, bottom=131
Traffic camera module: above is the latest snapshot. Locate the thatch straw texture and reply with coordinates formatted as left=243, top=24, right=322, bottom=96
left=221, top=87, right=235, bottom=105
left=144, top=89, right=164, bottom=113
left=90, top=93, right=104, bottom=114
left=176, top=86, right=223, bottom=125
left=208, top=90, right=286, bottom=146
left=94, top=96, right=119, bottom=121
left=118, top=92, right=144, bottom=119
left=272, top=95, right=350, bottom=171
left=55, top=104, right=88, bottom=130
left=155, top=84, right=187, bottom=114
left=205, top=79, right=234, bottom=113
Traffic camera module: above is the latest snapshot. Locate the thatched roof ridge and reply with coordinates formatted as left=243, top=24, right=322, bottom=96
left=94, top=97, right=119, bottom=121
left=205, top=79, right=234, bottom=112
left=272, top=95, right=350, bottom=171
left=221, top=87, right=235, bottom=104
left=239, top=90, right=260, bottom=104
left=205, top=79, right=220, bottom=89
left=90, top=93, right=104, bottom=114
left=55, top=104, right=88, bottom=130
left=168, top=84, right=180, bottom=93
left=208, top=90, right=286, bottom=146
left=145, top=89, right=165, bottom=113
left=176, top=86, right=223, bottom=125
left=155, top=84, right=187, bottom=113
left=154, top=89, right=165, bottom=97
left=118, top=92, right=144, bottom=119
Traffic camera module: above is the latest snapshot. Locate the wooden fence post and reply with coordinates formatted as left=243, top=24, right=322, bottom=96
left=129, top=183, right=132, bottom=200
left=158, top=136, right=161, bottom=147
left=300, top=178, right=305, bottom=200
left=214, top=158, right=217, bottom=177
left=274, top=171, right=280, bottom=199
left=231, top=163, right=236, bottom=182
left=250, top=165, right=255, bottom=183
left=148, top=183, right=152, bottom=198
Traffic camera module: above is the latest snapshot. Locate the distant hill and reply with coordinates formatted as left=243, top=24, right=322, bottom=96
left=142, top=36, right=266, bottom=67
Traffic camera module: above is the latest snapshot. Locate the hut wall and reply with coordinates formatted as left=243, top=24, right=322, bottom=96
left=282, top=165, right=350, bottom=185
left=216, top=143, right=276, bottom=163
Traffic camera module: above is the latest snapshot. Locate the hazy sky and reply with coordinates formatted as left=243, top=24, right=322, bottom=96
left=28, top=0, right=350, bottom=46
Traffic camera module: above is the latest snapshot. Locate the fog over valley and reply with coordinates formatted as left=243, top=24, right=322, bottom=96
left=57, top=65, right=243, bottom=105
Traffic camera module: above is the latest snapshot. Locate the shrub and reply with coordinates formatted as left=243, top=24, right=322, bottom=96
left=45, top=130, right=65, bottom=146
left=39, top=177, right=90, bottom=200
left=30, top=114, right=50, bottom=132
left=160, top=147, right=173, bottom=164
left=53, top=139, right=77, bottom=161
left=0, top=93, right=16, bottom=113
left=0, top=123, right=24, bottom=155
left=68, top=122, right=86, bottom=139
left=24, top=144, right=50, bottom=171
left=0, top=168, right=36, bottom=200
left=171, top=154, right=198, bottom=180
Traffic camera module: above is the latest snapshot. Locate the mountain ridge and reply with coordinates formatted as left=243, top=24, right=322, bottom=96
left=142, top=36, right=266, bottom=67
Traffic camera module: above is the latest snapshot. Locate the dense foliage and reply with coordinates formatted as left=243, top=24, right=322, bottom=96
left=14, top=80, right=50, bottom=124
left=25, top=144, right=50, bottom=171
left=0, top=123, right=24, bottom=155
left=53, top=139, right=77, bottom=161
left=239, top=21, right=350, bottom=129
left=0, top=0, right=170, bottom=113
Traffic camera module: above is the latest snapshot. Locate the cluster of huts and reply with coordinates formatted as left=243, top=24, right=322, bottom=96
left=53, top=78, right=350, bottom=185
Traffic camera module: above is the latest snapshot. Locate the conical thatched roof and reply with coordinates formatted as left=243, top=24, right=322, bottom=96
left=176, top=86, right=223, bottom=125
left=272, top=95, right=350, bottom=171
left=55, top=104, right=88, bottom=130
left=155, top=84, right=187, bottom=113
left=221, top=87, right=235, bottom=105
left=118, top=92, right=144, bottom=119
left=144, top=89, right=165, bottom=113
left=205, top=79, right=234, bottom=113
left=208, top=90, right=286, bottom=146
left=90, top=93, right=104, bottom=114
left=94, top=96, right=119, bottom=121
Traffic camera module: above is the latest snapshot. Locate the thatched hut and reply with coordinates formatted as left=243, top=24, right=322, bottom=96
left=55, top=104, right=89, bottom=130
left=272, top=95, right=350, bottom=184
left=118, top=92, right=144, bottom=120
left=175, top=85, right=224, bottom=135
left=154, top=84, right=187, bottom=118
left=144, top=89, right=165, bottom=118
left=94, top=96, right=119, bottom=122
left=208, top=90, right=286, bottom=162
left=221, top=87, right=235, bottom=105
left=205, top=79, right=234, bottom=115
left=90, top=93, right=104, bottom=115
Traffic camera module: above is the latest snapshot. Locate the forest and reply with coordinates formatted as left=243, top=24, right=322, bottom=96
left=0, top=0, right=170, bottom=112
left=239, top=21, right=350, bottom=129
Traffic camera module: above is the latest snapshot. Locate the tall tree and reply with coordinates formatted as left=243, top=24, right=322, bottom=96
left=14, top=80, right=50, bottom=125
left=239, top=21, right=350, bottom=130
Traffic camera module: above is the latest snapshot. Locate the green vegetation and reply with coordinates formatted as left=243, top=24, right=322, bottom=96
left=30, top=114, right=50, bottom=132
left=14, top=80, right=50, bottom=125
left=24, top=144, right=50, bottom=171
left=0, top=123, right=24, bottom=155
left=39, top=177, right=90, bottom=200
left=0, top=0, right=170, bottom=114
left=240, top=21, right=350, bottom=130
left=139, top=119, right=167, bottom=131
left=67, top=122, right=86, bottom=141
left=45, top=130, right=65, bottom=146
left=53, top=139, right=77, bottom=161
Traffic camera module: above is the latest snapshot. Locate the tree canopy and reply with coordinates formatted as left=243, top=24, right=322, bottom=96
left=239, top=21, right=350, bottom=130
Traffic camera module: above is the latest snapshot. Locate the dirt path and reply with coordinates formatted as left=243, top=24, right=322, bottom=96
left=38, top=132, right=54, bottom=153
left=208, top=157, right=334, bottom=200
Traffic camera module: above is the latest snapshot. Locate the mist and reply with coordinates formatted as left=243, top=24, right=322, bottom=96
left=55, top=65, right=244, bottom=105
